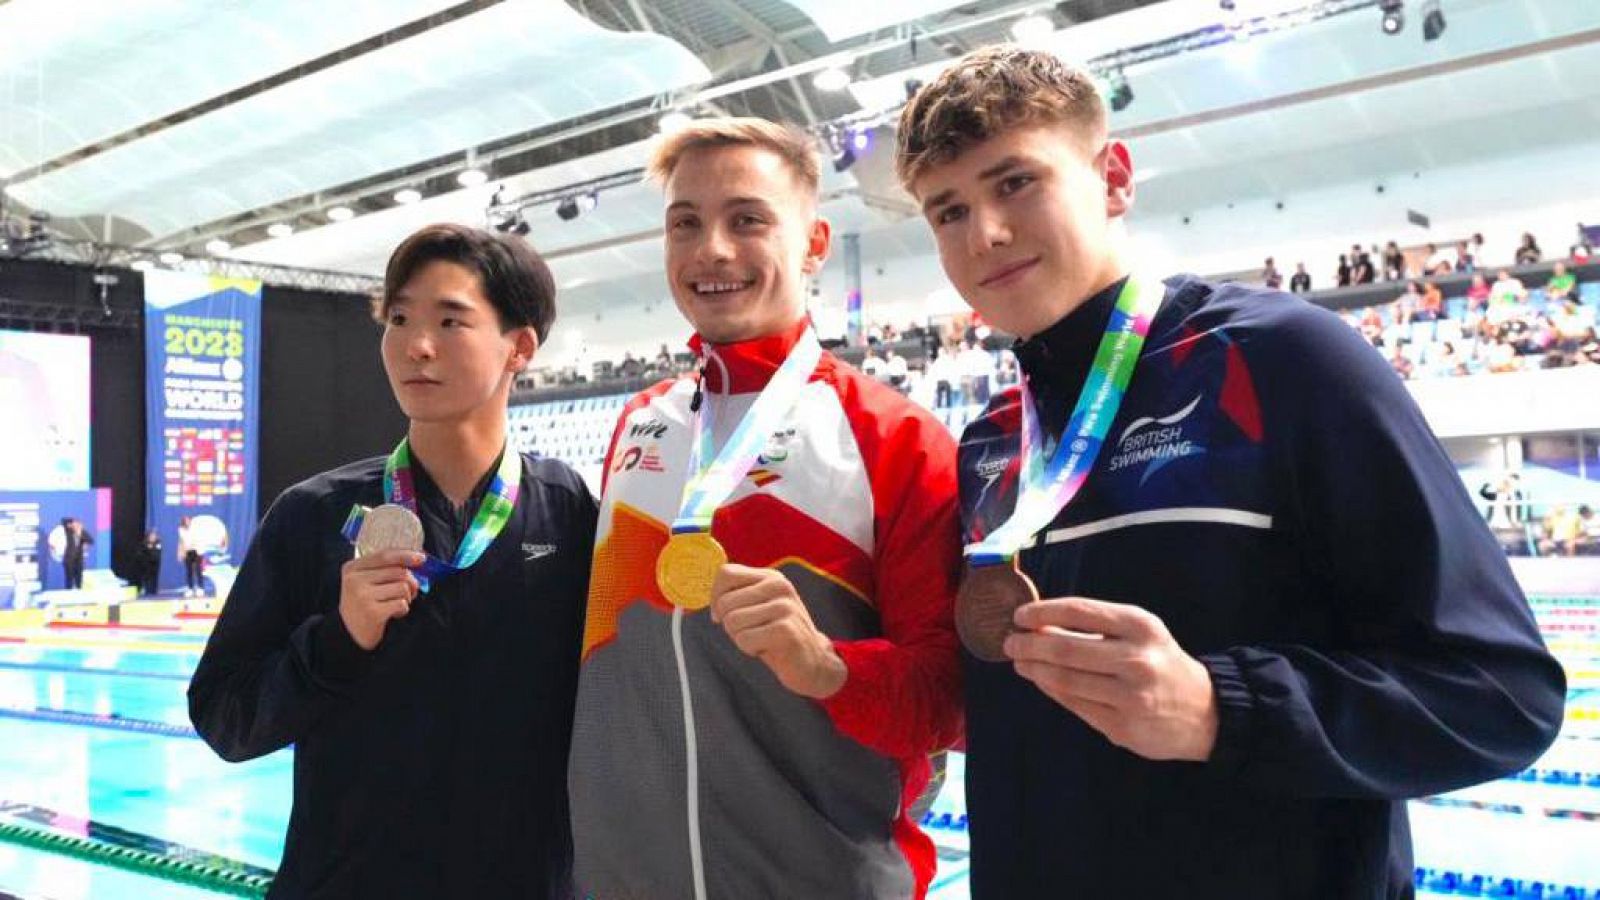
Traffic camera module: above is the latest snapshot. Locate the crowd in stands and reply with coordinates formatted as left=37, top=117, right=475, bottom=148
left=1329, top=255, right=1597, bottom=380
left=520, top=225, right=1598, bottom=399
left=1275, top=223, right=1596, bottom=294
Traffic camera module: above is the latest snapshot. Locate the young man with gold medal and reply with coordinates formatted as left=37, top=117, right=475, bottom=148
left=189, top=224, right=596, bottom=898
left=569, top=119, right=963, bottom=899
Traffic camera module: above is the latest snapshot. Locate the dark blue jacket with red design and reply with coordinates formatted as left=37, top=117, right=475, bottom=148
left=957, top=275, right=1566, bottom=899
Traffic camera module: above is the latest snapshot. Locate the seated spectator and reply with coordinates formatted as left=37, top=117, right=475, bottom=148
left=1538, top=506, right=1583, bottom=558
left=1577, top=505, right=1599, bottom=556
left=884, top=347, right=908, bottom=390
left=860, top=349, right=885, bottom=380
left=1486, top=336, right=1521, bottom=373
left=1418, top=281, right=1444, bottom=321
left=1545, top=261, right=1577, bottom=301
left=1290, top=262, right=1311, bottom=293
left=1466, top=272, right=1492, bottom=311
left=1551, top=301, right=1591, bottom=351
left=1423, top=243, right=1454, bottom=277
left=1381, top=241, right=1405, bottom=281
left=1336, top=253, right=1352, bottom=288
left=1431, top=340, right=1464, bottom=377
left=1394, top=282, right=1420, bottom=326
left=1580, top=327, right=1600, bottom=365
left=1262, top=256, right=1282, bottom=289
left=1358, top=306, right=1384, bottom=346
left=1491, top=269, right=1528, bottom=305
left=1515, top=232, right=1542, bottom=266
left=1454, top=239, right=1475, bottom=273
left=1387, top=344, right=1414, bottom=380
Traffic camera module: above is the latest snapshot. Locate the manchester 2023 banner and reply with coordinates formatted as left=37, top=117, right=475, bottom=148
left=143, top=272, right=261, bottom=596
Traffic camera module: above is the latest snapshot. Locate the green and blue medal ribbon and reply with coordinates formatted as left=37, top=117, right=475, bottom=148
left=341, top=439, right=521, bottom=592
left=966, top=275, right=1164, bottom=567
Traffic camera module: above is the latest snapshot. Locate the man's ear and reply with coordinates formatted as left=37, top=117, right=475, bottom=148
left=1103, top=140, right=1135, bottom=219
left=801, top=216, right=833, bottom=275
left=508, top=326, right=539, bottom=372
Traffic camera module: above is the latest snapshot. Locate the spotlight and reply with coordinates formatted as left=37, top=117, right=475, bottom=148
left=393, top=188, right=422, bottom=205
left=1421, top=0, right=1445, bottom=40
left=1380, top=0, right=1404, bottom=35
left=457, top=168, right=488, bottom=187
left=205, top=239, right=231, bottom=255
left=131, top=259, right=154, bottom=272
left=555, top=192, right=596, bottom=222
left=159, top=251, right=184, bottom=266
left=326, top=205, right=355, bottom=222
left=267, top=222, right=294, bottom=239
left=1010, top=13, right=1054, bottom=45
left=812, top=67, right=851, bottom=92
left=1108, top=71, right=1134, bottom=113
left=658, top=110, right=692, bottom=134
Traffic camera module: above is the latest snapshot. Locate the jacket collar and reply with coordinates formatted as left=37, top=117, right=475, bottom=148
left=689, top=318, right=816, bottom=395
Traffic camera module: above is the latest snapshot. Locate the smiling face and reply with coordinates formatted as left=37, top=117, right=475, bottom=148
left=380, top=260, right=534, bottom=427
left=909, top=123, right=1133, bottom=340
left=662, top=144, right=830, bottom=344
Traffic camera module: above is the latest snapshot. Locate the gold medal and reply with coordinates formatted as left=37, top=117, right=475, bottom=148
left=955, top=558, right=1039, bottom=662
left=656, top=532, right=727, bottom=610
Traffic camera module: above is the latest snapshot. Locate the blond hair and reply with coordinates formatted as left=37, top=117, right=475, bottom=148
left=895, top=46, right=1107, bottom=188
left=648, top=117, right=820, bottom=198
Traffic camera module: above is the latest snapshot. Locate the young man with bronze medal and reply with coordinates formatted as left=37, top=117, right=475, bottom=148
left=897, top=46, right=1565, bottom=899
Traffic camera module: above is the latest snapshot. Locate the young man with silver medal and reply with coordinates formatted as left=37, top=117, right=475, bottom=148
left=189, top=224, right=596, bottom=898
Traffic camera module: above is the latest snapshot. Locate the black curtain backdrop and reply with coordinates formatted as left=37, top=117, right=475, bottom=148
left=259, top=285, right=405, bottom=514
left=0, top=258, right=403, bottom=582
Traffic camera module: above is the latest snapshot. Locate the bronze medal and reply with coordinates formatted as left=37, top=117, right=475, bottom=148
left=956, top=559, right=1039, bottom=662
left=355, top=504, right=424, bottom=556
left=656, top=532, right=727, bottom=610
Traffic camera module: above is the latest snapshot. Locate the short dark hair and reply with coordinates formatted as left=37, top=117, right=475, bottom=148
left=377, top=223, right=556, bottom=342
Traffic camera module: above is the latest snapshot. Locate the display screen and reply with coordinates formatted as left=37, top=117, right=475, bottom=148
left=0, top=329, right=91, bottom=490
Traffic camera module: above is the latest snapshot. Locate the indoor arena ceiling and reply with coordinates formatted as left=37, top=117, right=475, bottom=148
left=2, top=0, right=1598, bottom=295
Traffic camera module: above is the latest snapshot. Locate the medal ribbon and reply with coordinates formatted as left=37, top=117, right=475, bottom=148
left=341, top=438, right=521, bottom=592
left=966, top=275, right=1163, bottom=566
left=671, top=329, right=822, bottom=535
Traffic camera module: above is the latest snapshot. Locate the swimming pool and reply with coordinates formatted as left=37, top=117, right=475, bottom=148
left=0, top=597, right=1595, bottom=899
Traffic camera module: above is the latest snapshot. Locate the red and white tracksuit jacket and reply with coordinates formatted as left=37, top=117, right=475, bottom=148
left=569, top=320, right=963, bottom=899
